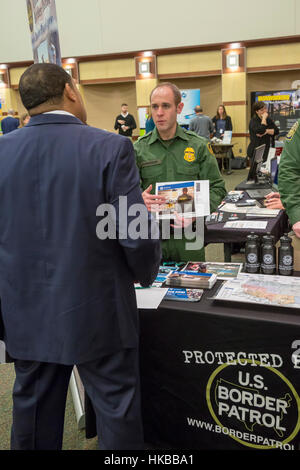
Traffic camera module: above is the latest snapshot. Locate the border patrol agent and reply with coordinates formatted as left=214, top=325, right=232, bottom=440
left=134, top=83, right=226, bottom=262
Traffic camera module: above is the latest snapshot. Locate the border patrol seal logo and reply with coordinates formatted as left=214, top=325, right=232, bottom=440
left=184, top=147, right=196, bottom=162
left=286, top=121, right=299, bottom=141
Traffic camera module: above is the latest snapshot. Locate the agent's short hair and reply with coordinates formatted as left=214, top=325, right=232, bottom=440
left=19, top=63, right=73, bottom=111
left=121, top=103, right=128, bottom=107
left=150, top=82, right=182, bottom=107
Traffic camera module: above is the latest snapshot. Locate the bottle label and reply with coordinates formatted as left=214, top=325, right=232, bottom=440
left=282, top=255, right=293, bottom=266
left=263, top=254, right=274, bottom=265
left=247, top=253, right=258, bottom=264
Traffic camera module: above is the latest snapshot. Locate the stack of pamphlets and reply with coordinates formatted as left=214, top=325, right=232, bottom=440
left=164, top=288, right=203, bottom=302
left=165, top=270, right=217, bottom=289
left=182, top=262, right=243, bottom=280
left=152, top=265, right=177, bottom=287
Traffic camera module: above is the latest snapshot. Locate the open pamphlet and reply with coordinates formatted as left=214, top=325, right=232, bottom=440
left=155, top=180, right=210, bottom=220
left=212, top=273, right=300, bottom=309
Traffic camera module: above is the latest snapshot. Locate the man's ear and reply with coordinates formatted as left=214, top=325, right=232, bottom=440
left=177, top=102, right=184, bottom=115
left=64, top=83, right=77, bottom=103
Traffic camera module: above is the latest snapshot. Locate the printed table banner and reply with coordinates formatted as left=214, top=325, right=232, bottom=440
left=139, top=304, right=300, bottom=451
left=26, top=0, right=61, bottom=65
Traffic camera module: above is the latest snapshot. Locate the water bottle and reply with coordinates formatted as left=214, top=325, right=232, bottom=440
left=278, top=234, right=294, bottom=276
left=245, top=233, right=260, bottom=273
left=261, top=233, right=276, bottom=275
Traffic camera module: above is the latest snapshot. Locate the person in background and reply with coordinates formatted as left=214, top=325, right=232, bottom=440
left=114, top=103, right=137, bottom=138
left=212, top=104, right=232, bottom=140
left=212, top=104, right=234, bottom=171
left=1, top=109, right=19, bottom=134
left=0, top=63, right=161, bottom=450
left=247, top=101, right=279, bottom=163
left=145, top=109, right=155, bottom=134
left=189, top=106, right=214, bottom=140
left=19, top=113, right=30, bottom=127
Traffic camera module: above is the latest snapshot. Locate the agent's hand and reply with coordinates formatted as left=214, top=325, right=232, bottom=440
left=265, top=128, right=275, bottom=135
left=142, top=185, right=166, bottom=212
left=264, top=192, right=284, bottom=210
left=117, top=119, right=125, bottom=125
left=265, top=192, right=280, bottom=200
left=292, top=221, right=300, bottom=238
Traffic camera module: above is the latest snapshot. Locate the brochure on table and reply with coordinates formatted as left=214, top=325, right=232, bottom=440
left=155, top=180, right=210, bottom=220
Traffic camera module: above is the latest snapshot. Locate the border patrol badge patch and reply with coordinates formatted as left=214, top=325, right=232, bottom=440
left=184, top=147, right=196, bottom=162
left=286, top=121, right=299, bottom=141
left=207, top=142, right=214, bottom=155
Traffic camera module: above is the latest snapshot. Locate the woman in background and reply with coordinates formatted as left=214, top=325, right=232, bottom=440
left=145, top=110, right=155, bottom=134
left=247, top=101, right=279, bottom=163
left=212, top=104, right=232, bottom=139
left=212, top=104, right=233, bottom=170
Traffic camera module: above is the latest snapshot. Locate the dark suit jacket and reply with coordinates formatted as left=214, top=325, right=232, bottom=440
left=0, top=113, right=161, bottom=364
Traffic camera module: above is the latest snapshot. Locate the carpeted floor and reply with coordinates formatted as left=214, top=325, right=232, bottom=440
left=0, top=166, right=248, bottom=450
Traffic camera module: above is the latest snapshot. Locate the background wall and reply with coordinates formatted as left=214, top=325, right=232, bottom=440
left=1, top=0, right=300, bottom=63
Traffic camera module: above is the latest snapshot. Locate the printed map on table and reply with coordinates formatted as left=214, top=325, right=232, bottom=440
left=214, top=273, right=300, bottom=308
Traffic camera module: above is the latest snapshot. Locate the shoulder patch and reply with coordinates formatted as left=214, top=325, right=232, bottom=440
left=286, top=121, right=299, bottom=142
left=207, top=142, right=214, bottom=155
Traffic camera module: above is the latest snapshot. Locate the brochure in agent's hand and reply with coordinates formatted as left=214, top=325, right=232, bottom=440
left=164, top=288, right=204, bottom=302
left=155, top=180, right=210, bottom=220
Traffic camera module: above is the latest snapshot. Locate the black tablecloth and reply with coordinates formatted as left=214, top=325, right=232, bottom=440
left=205, top=197, right=289, bottom=245
left=85, top=276, right=300, bottom=450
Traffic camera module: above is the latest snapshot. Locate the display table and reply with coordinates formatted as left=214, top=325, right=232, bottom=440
left=205, top=196, right=289, bottom=262
left=210, top=143, right=234, bottom=175
left=84, top=277, right=300, bottom=450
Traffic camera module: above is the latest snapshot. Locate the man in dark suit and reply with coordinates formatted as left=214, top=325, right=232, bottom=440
left=0, top=63, right=161, bottom=450
left=1, top=109, right=19, bottom=134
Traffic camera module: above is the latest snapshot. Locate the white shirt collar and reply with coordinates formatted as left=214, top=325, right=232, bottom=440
left=121, top=112, right=128, bottom=118
left=43, top=110, right=75, bottom=117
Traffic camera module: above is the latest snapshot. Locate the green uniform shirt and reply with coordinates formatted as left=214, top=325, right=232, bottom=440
left=134, top=125, right=226, bottom=213
left=278, top=120, right=300, bottom=226
left=134, top=125, right=226, bottom=262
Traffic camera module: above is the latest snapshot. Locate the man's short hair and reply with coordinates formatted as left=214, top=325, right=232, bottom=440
left=150, top=82, right=182, bottom=107
left=194, top=106, right=203, bottom=113
left=121, top=103, right=128, bottom=107
left=19, top=63, right=73, bottom=111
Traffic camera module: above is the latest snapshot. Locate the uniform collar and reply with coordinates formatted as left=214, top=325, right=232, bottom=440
left=148, top=124, right=189, bottom=145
